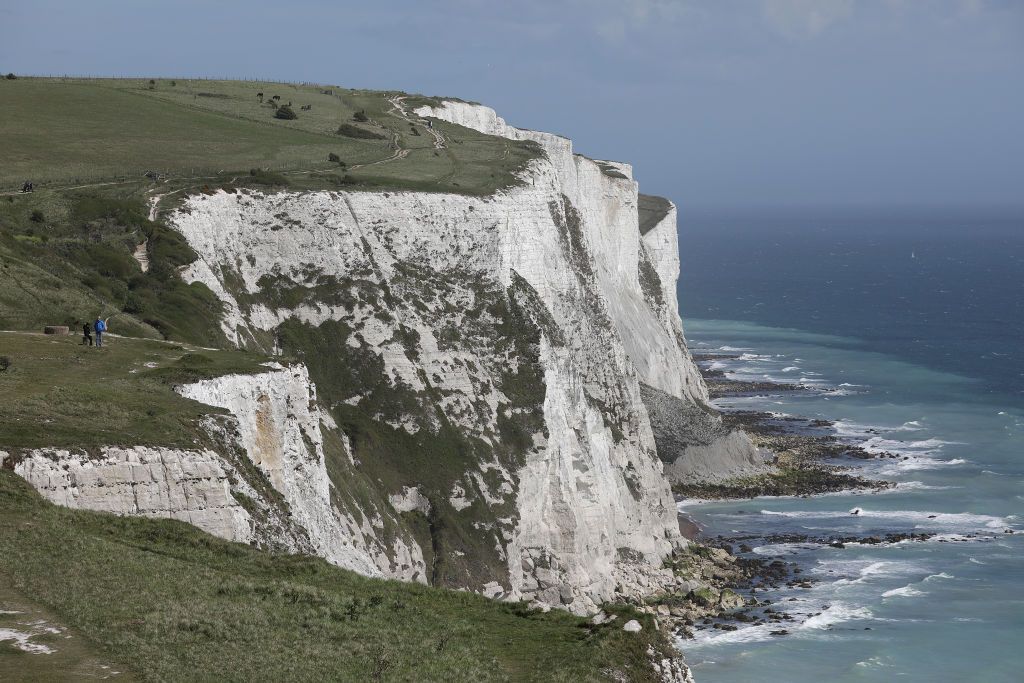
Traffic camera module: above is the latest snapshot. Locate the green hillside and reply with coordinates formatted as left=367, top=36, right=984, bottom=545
left=1, top=77, right=539, bottom=195
left=0, top=471, right=671, bottom=682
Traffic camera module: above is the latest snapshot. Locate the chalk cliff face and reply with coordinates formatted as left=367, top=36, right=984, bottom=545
left=414, top=101, right=764, bottom=487
left=10, top=99, right=755, bottom=617
left=176, top=363, right=425, bottom=581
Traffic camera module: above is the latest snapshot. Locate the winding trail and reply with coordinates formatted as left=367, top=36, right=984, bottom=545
left=5, top=97, right=448, bottom=198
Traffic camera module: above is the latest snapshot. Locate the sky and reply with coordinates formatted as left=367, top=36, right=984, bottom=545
left=2, top=0, right=1022, bottom=208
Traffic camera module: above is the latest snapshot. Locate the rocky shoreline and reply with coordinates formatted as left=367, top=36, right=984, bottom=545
left=674, top=355, right=896, bottom=500
left=639, top=530, right=952, bottom=642
left=645, top=352, right=910, bottom=643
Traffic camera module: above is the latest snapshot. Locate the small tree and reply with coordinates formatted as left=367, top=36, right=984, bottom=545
left=30, top=210, right=45, bottom=223
left=353, top=110, right=369, bottom=122
left=274, top=105, right=297, bottom=120
left=328, top=152, right=340, bottom=163
left=170, top=80, right=176, bottom=87
left=148, top=79, right=156, bottom=90
left=5, top=73, right=17, bottom=80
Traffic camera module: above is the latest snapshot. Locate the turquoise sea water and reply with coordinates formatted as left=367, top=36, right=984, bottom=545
left=674, top=209, right=1024, bottom=682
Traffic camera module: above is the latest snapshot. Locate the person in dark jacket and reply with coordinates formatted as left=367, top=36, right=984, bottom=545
left=81, top=321, right=93, bottom=346
left=94, top=317, right=108, bottom=347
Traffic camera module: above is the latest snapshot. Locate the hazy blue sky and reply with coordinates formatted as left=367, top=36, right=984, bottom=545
left=3, top=1, right=1022, bottom=207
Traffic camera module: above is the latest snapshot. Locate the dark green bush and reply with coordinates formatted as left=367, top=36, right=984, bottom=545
left=274, top=105, right=297, bottom=120
left=353, top=110, right=369, bottom=122
left=245, top=169, right=290, bottom=187
left=328, top=152, right=340, bottom=163
left=336, top=124, right=384, bottom=140
left=29, top=210, right=44, bottom=223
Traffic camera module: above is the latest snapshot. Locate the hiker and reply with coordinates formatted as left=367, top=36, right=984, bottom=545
left=81, top=321, right=93, bottom=346
left=94, top=316, right=108, bottom=347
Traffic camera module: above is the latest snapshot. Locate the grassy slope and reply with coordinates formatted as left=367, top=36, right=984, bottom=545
left=0, top=331, right=271, bottom=451
left=1, top=78, right=539, bottom=195
left=0, top=471, right=671, bottom=682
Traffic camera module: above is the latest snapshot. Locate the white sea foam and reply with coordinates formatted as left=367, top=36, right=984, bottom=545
left=873, top=457, right=968, bottom=476
left=782, top=366, right=801, bottom=372
left=759, top=508, right=1014, bottom=532
left=719, top=346, right=753, bottom=352
left=738, top=353, right=774, bottom=361
left=751, top=542, right=819, bottom=555
left=859, top=436, right=958, bottom=455
left=881, top=585, right=926, bottom=599
left=923, top=572, right=955, bottom=582
left=893, top=481, right=957, bottom=492
left=800, top=602, right=872, bottom=629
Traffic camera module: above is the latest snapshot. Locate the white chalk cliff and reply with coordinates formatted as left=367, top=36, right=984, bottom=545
left=11, top=99, right=758, bottom=618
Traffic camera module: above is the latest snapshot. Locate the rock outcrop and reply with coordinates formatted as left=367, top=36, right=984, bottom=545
left=177, top=363, right=425, bottom=581
left=7, top=446, right=255, bottom=542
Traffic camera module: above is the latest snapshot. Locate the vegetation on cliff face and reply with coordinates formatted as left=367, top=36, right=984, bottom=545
left=0, top=471, right=675, bottom=682
left=271, top=264, right=553, bottom=592
left=0, top=187, right=228, bottom=346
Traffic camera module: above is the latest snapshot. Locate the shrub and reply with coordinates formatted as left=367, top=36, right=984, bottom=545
left=29, top=210, right=45, bottom=223
left=5, top=73, right=16, bottom=80
left=246, top=169, right=290, bottom=187
left=170, top=80, right=176, bottom=86
left=274, top=105, right=297, bottom=120
left=0, top=356, right=10, bottom=372
left=353, top=110, right=369, bottom=122
left=327, top=152, right=340, bottom=163
left=336, top=124, right=385, bottom=140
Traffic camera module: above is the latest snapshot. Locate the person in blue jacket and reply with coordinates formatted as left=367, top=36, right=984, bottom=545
left=94, top=316, right=108, bottom=347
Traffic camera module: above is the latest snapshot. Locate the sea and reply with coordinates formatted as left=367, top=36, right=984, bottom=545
left=674, top=206, right=1024, bottom=682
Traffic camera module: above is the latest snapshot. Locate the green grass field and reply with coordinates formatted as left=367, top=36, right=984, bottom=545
left=0, top=331, right=271, bottom=451
left=0, top=471, right=672, bottom=682
left=1, top=77, right=539, bottom=195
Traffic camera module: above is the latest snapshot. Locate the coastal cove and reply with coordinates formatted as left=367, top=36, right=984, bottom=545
left=672, top=205, right=1024, bottom=681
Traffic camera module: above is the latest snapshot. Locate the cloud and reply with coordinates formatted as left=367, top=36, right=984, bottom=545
left=584, top=0, right=703, bottom=43
left=761, top=0, right=855, bottom=38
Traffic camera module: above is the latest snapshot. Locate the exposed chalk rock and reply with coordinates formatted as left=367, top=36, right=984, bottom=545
left=177, top=364, right=426, bottom=581
left=10, top=446, right=254, bottom=542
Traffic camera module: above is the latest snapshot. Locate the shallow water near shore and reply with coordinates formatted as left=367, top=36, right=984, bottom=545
left=674, top=209, right=1024, bottom=682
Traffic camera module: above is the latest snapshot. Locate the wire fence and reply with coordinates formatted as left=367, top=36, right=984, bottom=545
left=0, top=161, right=332, bottom=193
left=13, top=74, right=345, bottom=88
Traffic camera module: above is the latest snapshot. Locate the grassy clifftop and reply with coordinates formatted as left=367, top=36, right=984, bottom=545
left=2, top=77, right=539, bottom=195
left=0, top=471, right=673, bottom=682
